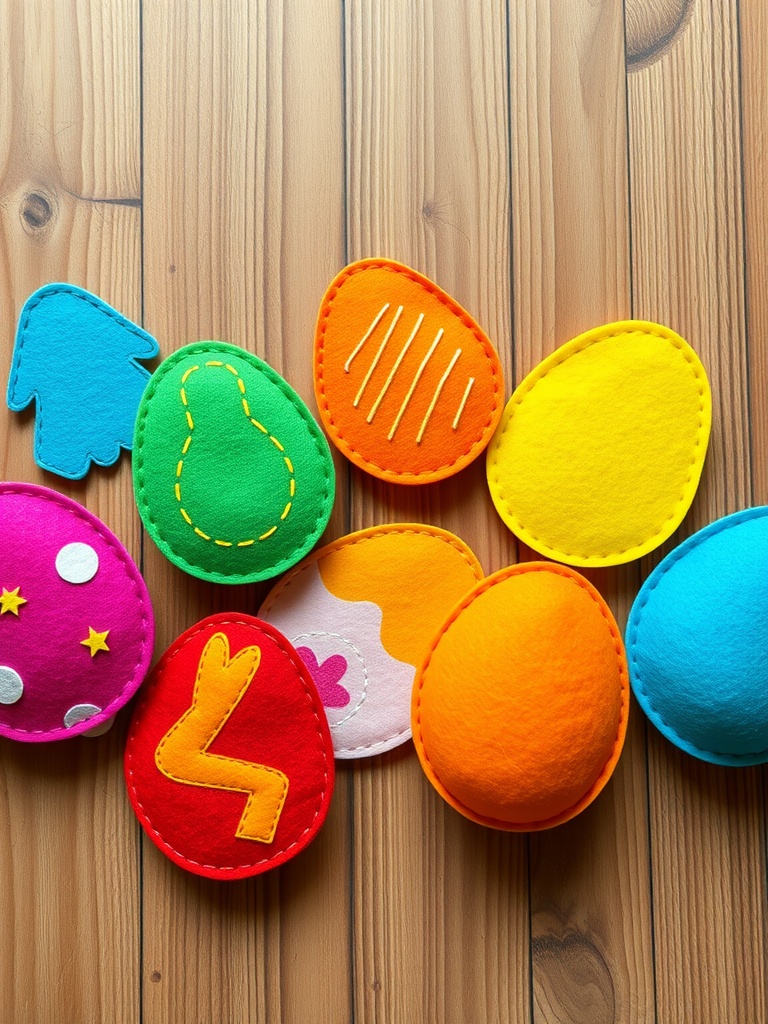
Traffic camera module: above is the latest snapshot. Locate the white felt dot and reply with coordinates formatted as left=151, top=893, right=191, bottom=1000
left=63, top=703, right=101, bottom=729
left=56, top=543, right=99, bottom=584
left=0, top=667, right=24, bottom=705
left=83, top=715, right=115, bottom=738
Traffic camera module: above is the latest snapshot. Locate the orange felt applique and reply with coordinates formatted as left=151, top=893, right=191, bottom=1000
left=314, top=259, right=504, bottom=484
left=412, top=563, right=629, bottom=831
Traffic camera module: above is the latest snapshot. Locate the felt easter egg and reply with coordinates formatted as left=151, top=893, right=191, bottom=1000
left=627, top=507, right=768, bottom=766
left=133, top=342, right=335, bottom=584
left=412, top=563, right=628, bottom=830
left=486, top=320, right=711, bottom=567
left=124, top=614, right=334, bottom=879
left=0, top=482, right=154, bottom=741
left=259, top=524, right=483, bottom=758
left=314, top=259, right=504, bottom=484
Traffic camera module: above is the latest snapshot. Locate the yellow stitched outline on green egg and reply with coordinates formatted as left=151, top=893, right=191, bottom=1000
left=175, top=361, right=295, bottom=547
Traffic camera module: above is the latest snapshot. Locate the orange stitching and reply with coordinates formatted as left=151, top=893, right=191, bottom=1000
left=125, top=618, right=331, bottom=872
left=315, top=260, right=503, bottom=478
left=413, top=563, right=629, bottom=830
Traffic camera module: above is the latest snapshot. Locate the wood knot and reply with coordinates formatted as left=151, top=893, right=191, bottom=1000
left=150, top=971, right=161, bottom=983
left=20, top=191, right=54, bottom=232
left=532, top=929, right=616, bottom=1023
left=626, top=0, right=694, bottom=71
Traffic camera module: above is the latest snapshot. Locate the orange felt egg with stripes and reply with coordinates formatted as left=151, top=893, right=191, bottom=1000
left=412, top=564, right=629, bottom=831
left=314, top=259, right=504, bottom=484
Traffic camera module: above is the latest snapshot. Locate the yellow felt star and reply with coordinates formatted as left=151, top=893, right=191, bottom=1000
left=0, top=587, right=27, bottom=616
left=81, top=627, right=110, bottom=657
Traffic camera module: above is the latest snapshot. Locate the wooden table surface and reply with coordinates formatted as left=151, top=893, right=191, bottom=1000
left=1, top=1, right=766, bottom=1022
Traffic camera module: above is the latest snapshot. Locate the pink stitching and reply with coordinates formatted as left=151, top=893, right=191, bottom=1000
left=125, top=617, right=330, bottom=871
left=488, top=325, right=709, bottom=560
left=0, top=485, right=152, bottom=736
left=315, top=261, right=503, bottom=478
left=413, top=563, right=629, bottom=830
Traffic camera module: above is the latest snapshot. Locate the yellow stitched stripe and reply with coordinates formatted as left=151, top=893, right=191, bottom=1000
left=176, top=360, right=295, bottom=548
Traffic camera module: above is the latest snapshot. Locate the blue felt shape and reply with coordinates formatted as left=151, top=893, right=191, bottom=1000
left=627, top=507, right=768, bottom=766
left=6, top=284, right=159, bottom=479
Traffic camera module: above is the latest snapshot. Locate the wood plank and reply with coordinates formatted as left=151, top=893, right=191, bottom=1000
left=344, top=3, right=527, bottom=1022
left=140, top=2, right=350, bottom=1022
left=0, top=2, right=142, bottom=1023
left=509, top=3, right=656, bottom=1021
left=627, top=1, right=767, bottom=1020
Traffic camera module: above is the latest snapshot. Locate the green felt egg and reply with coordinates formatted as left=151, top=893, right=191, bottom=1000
left=133, top=342, right=335, bottom=584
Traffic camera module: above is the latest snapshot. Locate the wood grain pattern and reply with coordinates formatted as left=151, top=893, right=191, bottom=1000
left=345, top=3, right=526, bottom=1022
left=0, top=2, right=142, bottom=1023
left=628, top=1, right=767, bottom=1021
left=510, top=4, right=655, bottom=1022
left=0, top=0, right=767, bottom=1021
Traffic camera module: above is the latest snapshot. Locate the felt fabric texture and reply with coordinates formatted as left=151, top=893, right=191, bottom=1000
left=133, top=342, right=335, bottom=585
left=412, top=563, right=628, bottom=830
left=627, top=507, right=768, bottom=766
left=259, top=524, right=483, bottom=758
left=125, top=614, right=334, bottom=879
left=0, top=483, right=154, bottom=741
left=486, top=320, right=711, bottom=567
left=6, top=284, right=159, bottom=479
left=314, top=259, right=504, bottom=484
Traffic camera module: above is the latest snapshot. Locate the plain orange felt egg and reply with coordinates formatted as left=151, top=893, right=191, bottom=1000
left=412, top=563, right=629, bottom=831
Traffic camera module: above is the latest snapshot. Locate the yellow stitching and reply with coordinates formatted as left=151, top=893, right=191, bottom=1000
left=388, top=328, right=443, bottom=441
left=344, top=302, right=390, bottom=372
left=452, top=377, right=475, bottom=430
left=175, top=360, right=295, bottom=547
left=416, top=348, right=462, bottom=444
left=367, top=312, right=424, bottom=423
left=353, top=304, right=403, bottom=407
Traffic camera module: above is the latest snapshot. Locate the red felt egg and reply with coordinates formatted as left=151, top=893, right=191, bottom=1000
left=124, top=613, right=334, bottom=879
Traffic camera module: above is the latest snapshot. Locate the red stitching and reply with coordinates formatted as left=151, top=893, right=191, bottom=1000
left=125, top=617, right=330, bottom=872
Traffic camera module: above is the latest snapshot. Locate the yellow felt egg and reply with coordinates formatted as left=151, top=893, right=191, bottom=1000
left=486, top=320, right=711, bottom=567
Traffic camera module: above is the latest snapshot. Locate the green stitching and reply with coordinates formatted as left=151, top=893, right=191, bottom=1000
left=176, top=362, right=295, bottom=546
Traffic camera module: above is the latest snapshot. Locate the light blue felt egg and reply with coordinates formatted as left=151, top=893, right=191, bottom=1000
left=627, top=507, right=768, bottom=766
